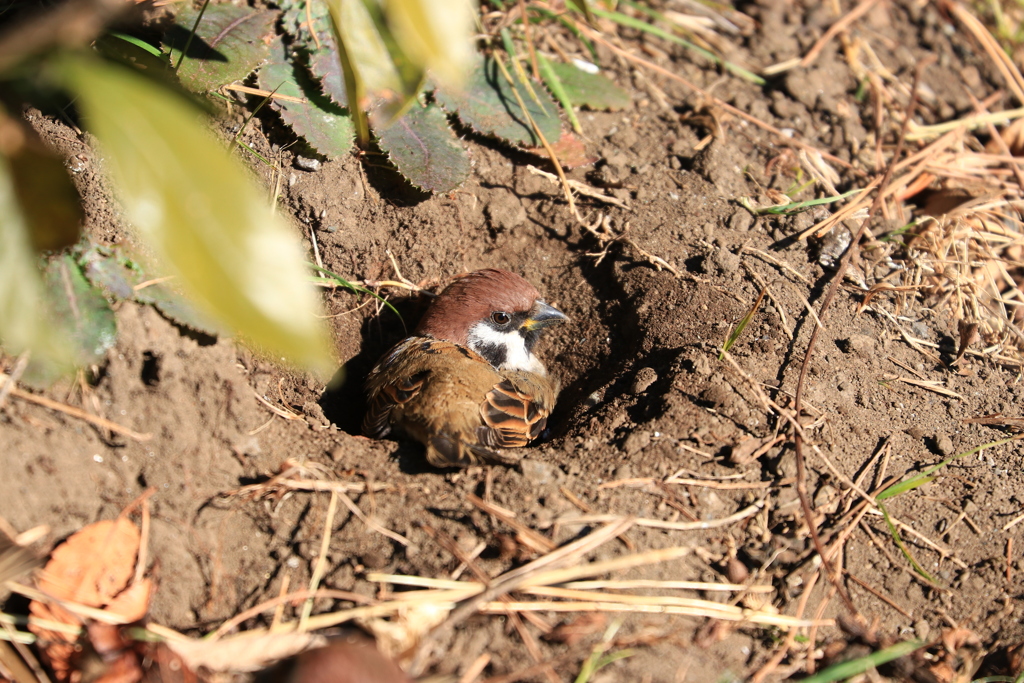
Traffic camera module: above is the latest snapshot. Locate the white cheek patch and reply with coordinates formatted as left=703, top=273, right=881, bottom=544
left=467, top=323, right=546, bottom=375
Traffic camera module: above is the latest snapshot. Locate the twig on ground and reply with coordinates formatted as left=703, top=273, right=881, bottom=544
left=0, top=374, right=151, bottom=441
left=299, top=491, right=338, bottom=630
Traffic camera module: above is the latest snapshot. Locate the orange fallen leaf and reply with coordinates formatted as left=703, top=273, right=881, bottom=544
left=524, top=131, right=599, bottom=169
left=28, top=518, right=148, bottom=682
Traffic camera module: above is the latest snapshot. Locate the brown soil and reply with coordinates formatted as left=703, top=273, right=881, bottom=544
left=4, top=1, right=1024, bottom=681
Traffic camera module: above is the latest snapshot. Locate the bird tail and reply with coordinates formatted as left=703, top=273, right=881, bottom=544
left=426, top=433, right=518, bottom=468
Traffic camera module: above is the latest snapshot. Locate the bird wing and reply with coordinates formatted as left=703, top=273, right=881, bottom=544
left=478, top=370, right=558, bottom=449
left=363, top=337, right=557, bottom=467
left=363, top=337, right=459, bottom=438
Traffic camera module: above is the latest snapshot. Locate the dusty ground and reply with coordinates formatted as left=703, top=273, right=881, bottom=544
left=4, top=0, right=1024, bottom=681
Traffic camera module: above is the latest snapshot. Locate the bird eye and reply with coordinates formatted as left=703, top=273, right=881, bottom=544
left=491, top=311, right=511, bottom=326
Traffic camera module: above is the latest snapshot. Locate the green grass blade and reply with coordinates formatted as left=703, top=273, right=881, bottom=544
left=500, top=28, right=551, bottom=116
left=879, top=503, right=938, bottom=583
left=537, top=54, right=582, bottom=134
left=741, top=187, right=862, bottom=216
left=309, top=263, right=404, bottom=328
left=58, top=52, right=332, bottom=373
left=576, top=0, right=765, bottom=85
left=173, top=0, right=210, bottom=73
left=877, top=436, right=1022, bottom=501
left=720, top=287, right=765, bottom=359
left=107, top=32, right=162, bottom=58
left=800, top=639, right=926, bottom=683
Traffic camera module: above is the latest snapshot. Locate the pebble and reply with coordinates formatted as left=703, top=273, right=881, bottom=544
left=840, top=334, right=876, bottom=360
left=621, top=430, right=651, bottom=455
left=630, top=367, right=658, bottom=394
left=913, top=619, right=931, bottom=641
left=520, top=459, right=563, bottom=487
left=729, top=210, right=753, bottom=232
left=936, top=435, right=955, bottom=455
left=295, top=156, right=321, bottom=172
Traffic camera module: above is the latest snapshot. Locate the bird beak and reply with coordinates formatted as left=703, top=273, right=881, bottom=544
left=522, top=301, right=568, bottom=331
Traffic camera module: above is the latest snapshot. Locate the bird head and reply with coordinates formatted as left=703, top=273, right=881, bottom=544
left=415, top=269, right=568, bottom=374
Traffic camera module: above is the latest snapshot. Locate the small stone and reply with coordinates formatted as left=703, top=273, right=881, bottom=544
left=621, top=430, right=651, bottom=455
left=714, top=248, right=741, bottom=274
left=484, top=194, right=527, bottom=231
left=839, top=334, right=876, bottom=360
left=936, top=435, right=955, bottom=455
left=630, top=367, right=658, bottom=394
left=729, top=210, right=753, bottom=232
left=295, top=156, right=321, bottom=172
left=520, top=459, right=563, bottom=487
left=913, top=619, right=931, bottom=641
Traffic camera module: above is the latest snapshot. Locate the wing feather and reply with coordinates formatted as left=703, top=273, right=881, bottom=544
left=364, top=337, right=557, bottom=467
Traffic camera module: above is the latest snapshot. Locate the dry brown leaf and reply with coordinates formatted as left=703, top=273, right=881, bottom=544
left=544, top=613, right=607, bottom=646
left=524, top=131, right=598, bottom=169
left=986, top=118, right=1024, bottom=156
left=105, top=578, right=153, bottom=623
left=166, top=632, right=327, bottom=674
left=360, top=602, right=450, bottom=663
left=36, top=518, right=140, bottom=605
left=28, top=518, right=147, bottom=682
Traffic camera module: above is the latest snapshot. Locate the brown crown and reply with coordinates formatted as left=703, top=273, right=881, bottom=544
left=415, top=269, right=542, bottom=344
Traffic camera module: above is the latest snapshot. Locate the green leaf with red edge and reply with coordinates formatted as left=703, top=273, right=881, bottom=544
left=164, top=5, right=277, bottom=92
left=435, top=58, right=562, bottom=147
left=543, top=61, right=631, bottom=111
left=257, top=39, right=353, bottom=158
left=376, top=102, right=469, bottom=193
left=80, top=245, right=224, bottom=337
left=280, top=0, right=348, bottom=107
left=42, top=254, right=117, bottom=367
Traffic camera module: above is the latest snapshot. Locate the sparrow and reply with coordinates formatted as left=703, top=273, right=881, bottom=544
left=363, top=269, right=567, bottom=468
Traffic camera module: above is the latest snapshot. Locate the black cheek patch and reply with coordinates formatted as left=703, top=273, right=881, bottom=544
left=477, top=342, right=507, bottom=368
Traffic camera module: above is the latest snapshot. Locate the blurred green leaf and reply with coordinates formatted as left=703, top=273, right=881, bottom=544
left=42, top=254, right=116, bottom=366
left=376, top=101, right=469, bottom=193
left=134, top=282, right=224, bottom=337
left=257, top=39, right=354, bottom=158
left=95, top=34, right=175, bottom=84
left=0, top=156, right=72, bottom=382
left=2, top=119, right=82, bottom=252
left=436, top=57, right=561, bottom=146
left=542, top=60, right=630, bottom=111
left=323, top=0, right=403, bottom=100
left=80, top=245, right=224, bottom=336
left=57, top=53, right=332, bottom=372
left=164, top=5, right=277, bottom=92
left=384, top=0, right=474, bottom=89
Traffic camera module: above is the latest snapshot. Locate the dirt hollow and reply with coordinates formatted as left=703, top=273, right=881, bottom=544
left=4, top=1, right=1024, bottom=681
